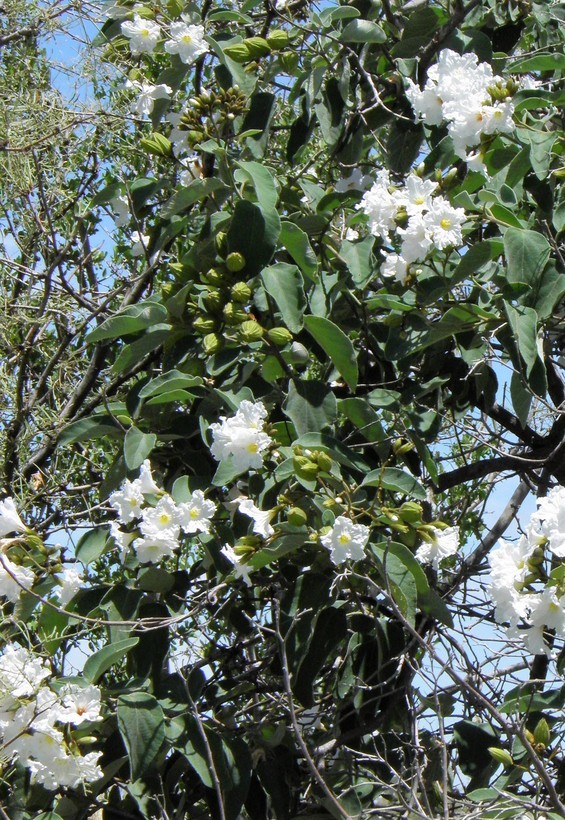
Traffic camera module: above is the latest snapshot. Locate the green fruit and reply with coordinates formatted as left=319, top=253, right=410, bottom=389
left=223, top=302, right=247, bottom=325
left=287, top=507, right=307, bottom=527
left=293, top=455, right=319, bottom=481
left=215, top=231, right=228, bottom=257
left=193, top=316, right=218, bottom=334
left=226, top=252, right=246, bottom=272
left=239, top=320, right=264, bottom=342
left=398, top=501, right=423, bottom=525
left=314, top=451, right=332, bottom=473
left=231, top=282, right=252, bottom=303
left=266, top=326, right=293, bottom=347
left=202, top=289, right=224, bottom=313
left=202, top=333, right=223, bottom=355
left=206, top=268, right=225, bottom=287
left=288, top=341, right=309, bottom=364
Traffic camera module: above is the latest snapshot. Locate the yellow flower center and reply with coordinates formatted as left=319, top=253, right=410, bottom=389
left=159, top=513, right=171, bottom=525
left=247, top=443, right=258, bottom=453
left=141, top=28, right=150, bottom=37
left=339, top=534, right=351, bottom=545
left=190, top=509, right=199, bottom=519
left=414, top=195, right=425, bottom=205
left=182, top=34, right=193, bottom=43
left=440, top=218, right=452, bottom=230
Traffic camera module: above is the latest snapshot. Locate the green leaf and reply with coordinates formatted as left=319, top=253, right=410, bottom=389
left=510, top=53, right=565, bottom=72
left=362, top=467, right=426, bottom=500
left=283, top=380, right=337, bottom=436
left=117, top=692, right=166, bottom=780
left=236, top=160, right=278, bottom=210
left=280, top=221, right=318, bottom=279
left=293, top=607, right=347, bottom=707
left=84, top=637, right=140, bottom=684
left=261, top=263, right=306, bottom=333
left=372, top=541, right=429, bottom=594
left=387, top=120, right=424, bottom=174
left=139, top=369, right=203, bottom=399
left=161, top=178, right=228, bottom=218
left=238, top=91, right=276, bottom=157
left=112, top=326, right=172, bottom=374
left=87, top=302, right=168, bottom=343
left=453, top=240, right=502, bottom=283
left=504, top=227, right=551, bottom=286
left=453, top=721, right=497, bottom=777
left=227, top=200, right=280, bottom=276
left=339, top=398, right=387, bottom=449
left=75, top=528, right=109, bottom=564
left=58, top=415, right=122, bottom=446
left=124, top=426, right=157, bottom=470
left=341, top=19, right=386, bottom=42
left=510, top=371, right=532, bottom=428
left=340, top=235, right=375, bottom=287
left=304, top=315, right=358, bottom=391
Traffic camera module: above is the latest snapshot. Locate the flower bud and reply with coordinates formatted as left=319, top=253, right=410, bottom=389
left=215, top=231, right=228, bottom=257
left=313, top=451, right=332, bottom=472
left=287, top=507, right=308, bottom=527
left=293, top=455, right=319, bottom=481
left=205, top=268, right=226, bottom=287
left=202, top=289, right=224, bottom=314
left=398, top=501, right=423, bottom=524
left=202, top=333, right=223, bottom=355
left=223, top=302, right=248, bottom=325
left=193, top=316, right=218, bottom=334
left=267, top=326, right=293, bottom=347
left=239, top=320, right=264, bottom=342
left=288, top=341, right=309, bottom=364
left=226, top=252, right=246, bottom=272
left=488, top=747, right=513, bottom=767
left=231, top=282, right=252, bottom=303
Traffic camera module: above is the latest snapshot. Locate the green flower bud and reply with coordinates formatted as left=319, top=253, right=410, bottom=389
left=202, top=289, right=224, bottom=314
left=202, top=333, right=223, bottom=355
left=288, top=341, right=309, bottom=364
left=314, top=451, right=332, bottom=473
left=239, top=320, right=264, bottom=342
left=287, top=507, right=308, bottom=527
left=223, top=302, right=248, bottom=325
left=226, top=252, right=246, bottom=272
left=395, top=207, right=409, bottom=228
left=266, top=326, right=293, bottom=347
left=293, top=455, right=319, bottom=481
left=231, top=282, right=252, bottom=303
left=205, top=268, right=226, bottom=287
left=398, top=501, right=423, bottom=525
left=193, top=316, right=218, bottom=334
left=393, top=438, right=414, bottom=455
left=215, top=231, right=228, bottom=257
left=488, top=747, right=513, bottom=767
left=533, top=717, right=551, bottom=749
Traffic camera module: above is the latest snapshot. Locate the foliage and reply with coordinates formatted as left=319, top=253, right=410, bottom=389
left=0, top=0, right=565, bottom=816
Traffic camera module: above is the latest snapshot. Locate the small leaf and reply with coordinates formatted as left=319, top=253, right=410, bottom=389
left=362, top=467, right=426, bottom=499
left=139, top=370, right=203, bottom=399
left=84, top=637, right=140, bottom=684
left=341, top=19, right=386, bottom=42
left=124, top=426, right=157, bottom=470
left=304, top=315, right=358, bottom=391
left=75, top=528, right=110, bottom=565
left=280, top=221, right=318, bottom=279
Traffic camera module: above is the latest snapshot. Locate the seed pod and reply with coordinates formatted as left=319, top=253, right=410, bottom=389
left=239, top=320, right=264, bottom=342
left=226, top=252, right=246, bottom=272
left=231, top=282, right=252, bottom=303
left=223, top=302, right=248, bottom=325
left=288, top=341, right=309, bottom=364
left=287, top=507, right=308, bottom=527
left=266, top=326, right=293, bottom=347
left=193, top=316, right=218, bottom=334
left=202, top=333, right=223, bottom=355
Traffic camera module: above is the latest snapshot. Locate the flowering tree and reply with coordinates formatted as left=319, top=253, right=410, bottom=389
left=1, top=0, right=565, bottom=816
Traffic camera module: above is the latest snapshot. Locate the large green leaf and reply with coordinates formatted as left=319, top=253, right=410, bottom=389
left=160, top=178, right=228, bottom=217
left=138, top=370, right=203, bottom=399
left=283, top=379, right=337, bottom=435
left=236, top=160, right=278, bottom=210
left=362, top=467, right=426, bottom=500
left=340, top=235, right=375, bottom=287
left=124, top=426, right=157, bottom=470
left=58, top=415, right=122, bottom=446
left=261, top=263, right=306, bottom=333
left=75, top=527, right=110, bottom=564
left=227, top=200, right=280, bottom=276
left=280, top=220, right=318, bottom=280
left=117, top=692, right=166, bottom=780
left=87, top=302, right=168, bottom=343
left=84, top=637, right=140, bottom=684
left=304, top=314, right=358, bottom=391
left=341, top=19, right=386, bottom=42
left=293, top=607, right=347, bottom=707
left=504, top=228, right=551, bottom=286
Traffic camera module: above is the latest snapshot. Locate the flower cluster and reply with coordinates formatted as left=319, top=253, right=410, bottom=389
left=489, top=485, right=565, bottom=656
left=109, top=460, right=216, bottom=564
left=121, top=12, right=207, bottom=63
left=405, top=49, right=517, bottom=165
left=0, top=645, right=103, bottom=790
left=209, top=400, right=274, bottom=473
left=0, top=497, right=35, bottom=603
left=358, top=170, right=466, bottom=284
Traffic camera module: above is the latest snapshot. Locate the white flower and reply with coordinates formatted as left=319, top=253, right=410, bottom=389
left=110, top=194, right=129, bottom=227
left=109, top=479, right=145, bottom=523
left=110, top=521, right=136, bottom=562
left=134, top=535, right=177, bottom=563
left=179, top=155, right=203, bottom=186
left=398, top=214, right=433, bottom=263
left=140, top=495, right=180, bottom=541
left=405, top=78, right=444, bottom=126
left=480, top=101, right=515, bottom=135
left=127, top=79, right=172, bottom=116
left=164, top=22, right=207, bottom=64
left=531, top=486, right=565, bottom=558
left=168, top=110, right=192, bottom=157
left=345, top=227, right=359, bottom=241
left=415, top=526, right=459, bottom=570
left=489, top=535, right=534, bottom=591
left=0, top=646, right=50, bottom=703
left=335, top=167, right=372, bottom=193
left=357, top=170, right=398, bottom=241
left=528, top=587, right=565, bottom=635
left=131, top=230, right=149, bottom=257
left=381, top=253, right=408, bottom=284
left=221, top=544, right=254, bottom=586
left=320, top=516, right=370, bottom=565
left=121, top=14, right=161, bottom=54
left=0, top=497, right=27, bottom=536
left=177, top=490, right=216, bottom=534
left=58, top=684, right=102, bottom=725
left=209, top=400, right=273, bottom=473
left=0, top=554, right=34, bottom=602
left=492, top=584, right=529, bottom=626
left=423, top=197, right=465, bottom=250
left=138, top=459, right=161, bottom=495
left=238, top=498, right=276, bottom=538
left=395, top=174, right=437, bottom=216
left=54, top=567, right=83, bottom=606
